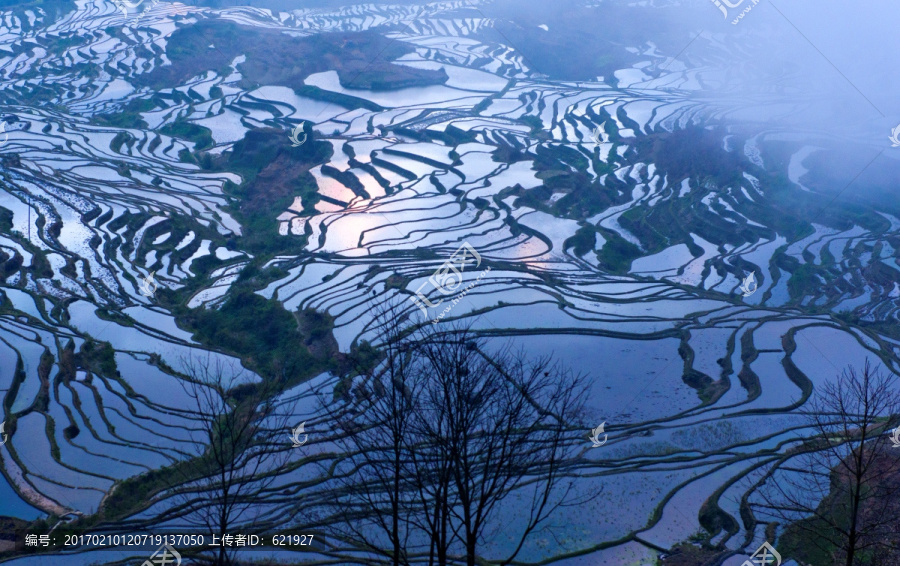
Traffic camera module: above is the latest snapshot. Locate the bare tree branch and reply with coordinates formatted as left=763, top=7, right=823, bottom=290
left=753, top=360, right=900, bottom=566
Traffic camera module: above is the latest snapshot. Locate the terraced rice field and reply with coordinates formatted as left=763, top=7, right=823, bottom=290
left=1, top=0, right=899, bottom=564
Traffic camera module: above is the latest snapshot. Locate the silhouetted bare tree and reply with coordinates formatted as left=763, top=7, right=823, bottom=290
left=333, top=312, right=589, bottom=566
left=754, top=360, right=900, bottom=566
left=175, top=354, right=292, bottom=566
left=328, top=301, right=421, bottom=566
left=414, top=329, right=588, bottom=566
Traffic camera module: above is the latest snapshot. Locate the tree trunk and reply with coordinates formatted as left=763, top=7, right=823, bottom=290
left=218, top=530, right=227, bottom=566
left=846, top=421, right=867, bottom=566
left=219, top=486, right=229, bottom=566
left=393, top=446, right=401, bottom=566
left=438, top=480, right=448, bottom=566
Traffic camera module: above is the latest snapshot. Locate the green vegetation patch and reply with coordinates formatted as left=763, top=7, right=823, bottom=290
left=75, top=338, right=119, bottom=379
left=484, top=1, right=655, bottom=82
left=91, top=98, right=152, bottom=130
left=659, top=541, right=728, bottom=566
left=223, top=127, right=331, bottom=255
left=160, top=121, right=214, bottom=151
left=0, top=0, right=76, bottom=27
left=178, top=290, right=334, bottom=381
left=631, top=126, right=742, bottom=184
left=139, top=20, right=447, bottom=95
left=597, top=232, right=642, bottom=273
